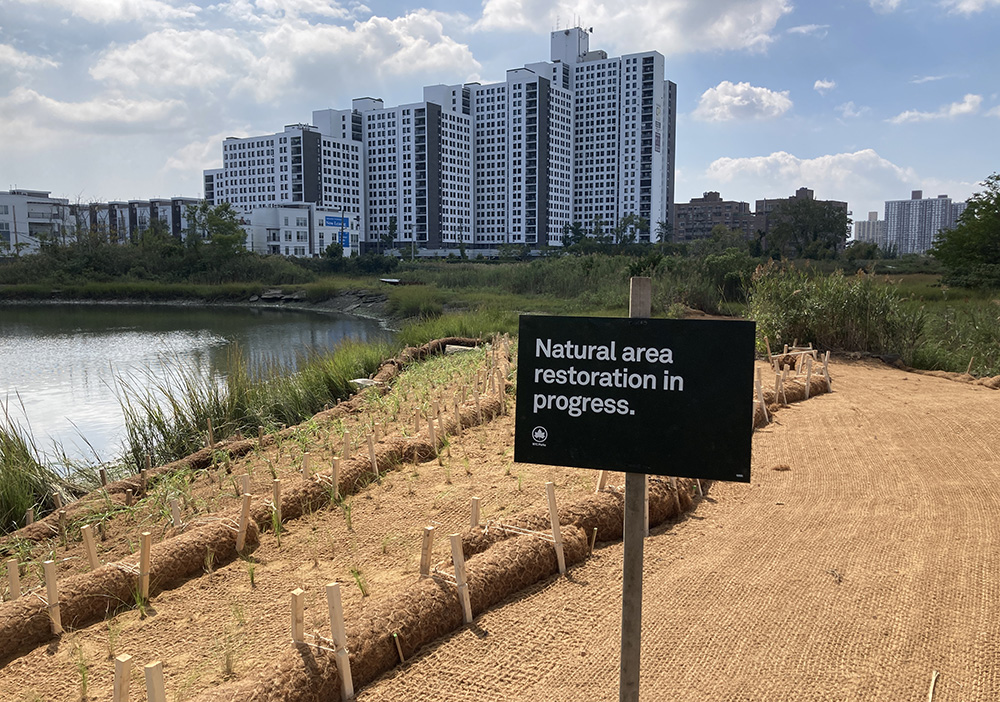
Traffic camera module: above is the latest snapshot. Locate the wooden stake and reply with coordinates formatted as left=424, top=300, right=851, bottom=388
left=450, top=534, right=473, bottom=624
left=474, top=387, right=481, bottom=422
left=139, top=531, right=152, bottom=600
left=393, top=632, right=405, bottom=664
left=236, top=494, right=251, bottom=553
left=144, top=661, right=166, bottom=702
left=125, top=489, right=133, bottom=507
left=240, top=473, right=250, bottom=495
left=804, top=356, right=814, bottom=399
left=258, top=425, right=264, bottom=444
left=764, top=335, right=773, bottom=362
left=367, top=434, right=377, bottom=475
left=755, top=373, right=769, bottom=424
left=823, top=350, right=832, bottom=391
left=272, top=479, right=282, bottom=523
left=326, top=582, right=355, bottom=699
left=58, top=509, right=68, bottom=544
left=81, top=525, right=100, bottom=570
left=100, top=468, right=108, bottom=487
left=427, top=417, right=437, bottom=456
left=342, top=432, right=351, bottom=461
left=6, top=559, right=20, bottom=600
left=302, top=452, right=312, bottom=480
left=419, top=526, right=435, bottom=577
left=595, top=470, right=608, bottom=493
left=25, top=507, right=33, bottom=525
left=52, top=491, right=63, bottom=510
left=170, top=499, right=182, bottom=528
left=207, top=417, right=215, bottom=447
left=669, top=476, right=681, bottom=515
left=331, top=459, right=341, bottom=500
left=291, top=588, right=305, bottom=642
left=546, top=482, right=566, bottom=575
left=113, top=654, right=132, bottom=702
left=695, top=479, right=704, bottom=497
left=781, top=368, right=789, bottom=405
left=432, top=399, right=440, bottom=419
left=589, top=527, right=598, bottom=554
left=43, top=559, right=62, bottom=634
left=928, top=670, right=939, bottom=701
left=470, top=497, right=481, bottom=528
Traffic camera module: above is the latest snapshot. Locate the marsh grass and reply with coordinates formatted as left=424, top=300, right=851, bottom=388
left=0, top=399, right=64, bottom=532
left=117, top=339, right=390, bottom=471
left=749, top=263, right=924, bottom=362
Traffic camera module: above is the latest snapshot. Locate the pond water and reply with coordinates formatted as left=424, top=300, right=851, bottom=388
left=0, top=302, right=391, bottom=464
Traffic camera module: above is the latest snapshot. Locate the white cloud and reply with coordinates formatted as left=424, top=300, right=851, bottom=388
left=869, top=0, right=903, bottom=12
left=814, top=79, right=836, bottom=95
left=91, top=29, right=256, bottom=89
left=163, top=130, right=243, bottom=174
left=910, top=74, right=949, bottom=84
left=987, top=105, right=1000, bottom=117
left=705, top=149, right=919, bottom=217
left=837, top=101, right=869, bottom=118
left=0, top=87, right=187, bottom=139
left=252, top=0, right=351, bottom=19
left=87, top=11, right=478, bottom=102
left=941, top=0, right=1000, bottom=14
left=0, top=44, right=59, bottom=71
left=887, top=93, right=982, bottom=123
left=10, top=0, right=199, bottom=24
left=693, top=81, right=792, bottom=122
left=787, top=24, right=829, bottom=36
left=476, top=0, right=792, bottom=55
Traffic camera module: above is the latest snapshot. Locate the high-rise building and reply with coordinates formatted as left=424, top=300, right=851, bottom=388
left=884, top=190, right=967, bottom=255
left=854, top=211, right=887, bottom=250
left=202, top=27, right=677, bottom=254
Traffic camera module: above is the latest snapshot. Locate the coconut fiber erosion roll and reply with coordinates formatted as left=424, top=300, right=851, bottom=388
left=194, top=527, right=589, bottom=702
left=194, top=477, right=696, bottom=702
left=0, top=515, right=258, bottom=665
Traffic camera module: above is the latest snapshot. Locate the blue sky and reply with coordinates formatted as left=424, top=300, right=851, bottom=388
left=1, top=0, right=997, bottom=225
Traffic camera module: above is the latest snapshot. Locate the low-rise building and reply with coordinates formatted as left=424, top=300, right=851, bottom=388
left=673, top=191, right=757, bottom=241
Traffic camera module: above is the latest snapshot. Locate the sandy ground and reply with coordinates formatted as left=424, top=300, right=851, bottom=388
left=1, top=355, right=997, bottom=701
left=355, top=359, right=1000, bottom=701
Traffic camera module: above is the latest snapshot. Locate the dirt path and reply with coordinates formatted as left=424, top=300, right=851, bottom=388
left=356, top=359, right=1000, bottom=701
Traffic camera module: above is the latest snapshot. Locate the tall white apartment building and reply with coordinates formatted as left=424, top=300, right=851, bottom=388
left=554, top=29, right=676, bottom=240
left=884, top=190, right=967, bottom=255
left=362, top=99, right=472, bottom=251
left=202, top=27, right=676, bottom=254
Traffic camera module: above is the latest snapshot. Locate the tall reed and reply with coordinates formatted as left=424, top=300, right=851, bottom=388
left=0, top=399, right=62, bottom=531
left=117, top=339, right=391, bottom=471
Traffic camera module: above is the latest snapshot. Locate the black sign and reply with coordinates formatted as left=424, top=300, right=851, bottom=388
left=514, top=315, right=755, bottom=482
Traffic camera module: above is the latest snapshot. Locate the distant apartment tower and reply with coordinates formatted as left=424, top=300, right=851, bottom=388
left=884, top=190, right=966, bottom=255
left=755, top=187, right=849, bottom=234
left=554, top=28, right=676, bottom=240
left=674, top=191, right=756, bottom=241
left=854, top=211, right=887, bottom=250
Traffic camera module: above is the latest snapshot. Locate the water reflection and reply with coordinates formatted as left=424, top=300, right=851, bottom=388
left=0, top=303, right=391, bottom=463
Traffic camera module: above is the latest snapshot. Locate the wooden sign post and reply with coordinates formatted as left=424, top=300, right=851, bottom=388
left=620, top=277, right=650, bottom=702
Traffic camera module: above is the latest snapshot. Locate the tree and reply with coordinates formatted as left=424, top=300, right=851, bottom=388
left=843, top=240, right=881, bottom=262
left=930, top=173, right=1000, bottom=288
left=766, top=198, right=851, bottom=259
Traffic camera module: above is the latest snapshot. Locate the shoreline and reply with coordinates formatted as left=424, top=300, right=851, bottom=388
left=0, top=288, right=401, bottom=330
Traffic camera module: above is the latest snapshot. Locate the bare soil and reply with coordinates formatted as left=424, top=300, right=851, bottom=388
left=2, top=354, right=998, bottom=701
